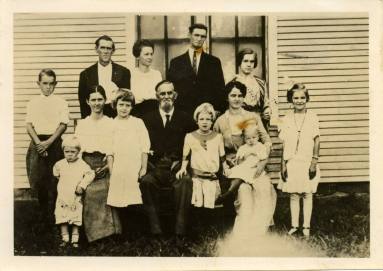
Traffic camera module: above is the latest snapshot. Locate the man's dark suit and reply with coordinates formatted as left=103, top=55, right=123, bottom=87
left=78, top=62, right=131, bottom=118
left=140, top=108, right=196, bottom=235
left=167, top=51, right=225, bottom=116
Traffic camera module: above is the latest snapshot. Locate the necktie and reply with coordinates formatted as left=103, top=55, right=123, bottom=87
left=165, top=114, right=170, bottom=128
left=192, top=50, right=197, bottom=74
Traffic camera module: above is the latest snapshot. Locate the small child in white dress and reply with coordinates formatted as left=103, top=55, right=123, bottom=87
left=53, top=136, right=95, bottom=247
left=228, top=125, right=269, bottom=185
left=176, top=103, right=228, bottom=209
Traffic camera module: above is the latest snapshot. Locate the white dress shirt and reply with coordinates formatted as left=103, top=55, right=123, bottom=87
left=98, top=62, right=117, bottom=103
left=25, top=94, right=69, bottom=135
left=159, top=107, right=174, bottom=127
left=188, top=48, right=202, bottom=73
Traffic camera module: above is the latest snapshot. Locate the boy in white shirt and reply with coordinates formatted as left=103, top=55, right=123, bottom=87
left=25, top=69, right=69, bottom=225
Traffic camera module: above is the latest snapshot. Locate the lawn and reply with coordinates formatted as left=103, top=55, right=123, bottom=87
left=14, top=188, right=369, bottom=257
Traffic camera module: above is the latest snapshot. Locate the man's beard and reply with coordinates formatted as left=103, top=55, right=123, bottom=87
left=160, top=100, right=173, bottom=112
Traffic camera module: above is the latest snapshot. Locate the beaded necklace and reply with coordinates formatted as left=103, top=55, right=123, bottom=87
left=293, top=111, right=307, bottom=154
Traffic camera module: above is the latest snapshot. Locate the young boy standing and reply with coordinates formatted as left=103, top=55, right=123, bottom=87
left=25, top=68, right=69, bottom=225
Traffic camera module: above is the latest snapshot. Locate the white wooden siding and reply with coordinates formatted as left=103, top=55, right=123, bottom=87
left=14, top=13, right=130, bottom=188
left=274, top=14, right=369, bottom=183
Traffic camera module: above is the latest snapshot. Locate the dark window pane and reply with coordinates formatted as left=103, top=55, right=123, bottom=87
left=168, top=40, right=190, bottom=66
left=211, top=41, right=235, bottom=83
left=167, top=16, right=190, bottom=39
left=151, top=41, right=166, bottom=78
left=238, top=16, right=263, bottom=37
left=211, top=15, right=235, bottom=38
left=140, top=16, right=164, bottom=39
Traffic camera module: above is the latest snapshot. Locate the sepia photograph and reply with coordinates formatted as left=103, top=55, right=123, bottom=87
left=2, top=0, right=383, bottom=270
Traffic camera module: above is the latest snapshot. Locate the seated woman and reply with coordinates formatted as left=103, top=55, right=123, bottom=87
left=75, top=85, right=121, bottom=242
left=231, top=48, right=270, bottom=129
left=130, top=39, right=162, bottom=117
left=213, top=80, right=276, bottom=237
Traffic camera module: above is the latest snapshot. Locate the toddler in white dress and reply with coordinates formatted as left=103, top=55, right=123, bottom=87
left=53, top=136, right=95, bottom=247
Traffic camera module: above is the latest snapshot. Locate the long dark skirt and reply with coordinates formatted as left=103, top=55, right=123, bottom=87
left=82, top=152, right=122, bottom=242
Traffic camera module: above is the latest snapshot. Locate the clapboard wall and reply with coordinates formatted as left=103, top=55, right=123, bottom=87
left=14, top=13, right=131, bottom=188
left=273, top=15, right=369, bottom=183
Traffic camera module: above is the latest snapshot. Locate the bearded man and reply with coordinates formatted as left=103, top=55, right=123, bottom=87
left=140, top=80, right=196, bottom=239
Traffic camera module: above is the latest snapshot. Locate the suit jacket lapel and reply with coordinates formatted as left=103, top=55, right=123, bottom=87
left=183, top=51, right=196, bottom=77
left=197, top=52, right=207, bottom=78
left=111, top=62, right=119, bottom=83
left=90, top=63, right=99, bottom=85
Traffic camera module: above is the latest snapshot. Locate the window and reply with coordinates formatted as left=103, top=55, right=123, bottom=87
left=137, top=15, right=265, bottom=82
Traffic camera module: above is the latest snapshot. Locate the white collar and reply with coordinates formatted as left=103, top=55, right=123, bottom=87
left=98, top=61, right=112, bottom=69
left=159, top=107, right=174, bottom=118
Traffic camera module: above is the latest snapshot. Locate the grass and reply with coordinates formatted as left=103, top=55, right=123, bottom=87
left=14, top=189, right=369, bottom=257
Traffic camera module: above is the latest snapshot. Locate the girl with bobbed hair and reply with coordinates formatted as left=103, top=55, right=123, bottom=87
left=231, top=48, right=270, bottom=129
left=130, top=39, right=162, bottom=117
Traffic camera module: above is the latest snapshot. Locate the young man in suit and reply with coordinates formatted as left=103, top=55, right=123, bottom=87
left=78, top=35, right=131, bottom=118
left=167, top=23, right=226, bottom=116
left=140, top=80, right=195, bottom=241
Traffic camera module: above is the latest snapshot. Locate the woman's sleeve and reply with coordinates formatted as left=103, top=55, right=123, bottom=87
left=213, top=117, right=221, bottom=133
left=278, top=116, right=286, bottom=142
left=78, top=162, right=95, bottom=190
left=138, top=119, right=151, bottom=153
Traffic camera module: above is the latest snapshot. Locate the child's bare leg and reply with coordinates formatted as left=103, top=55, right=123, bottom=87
left=60, top=224, right=69, bottom=245
left=71, top=225, right=80, bottom=247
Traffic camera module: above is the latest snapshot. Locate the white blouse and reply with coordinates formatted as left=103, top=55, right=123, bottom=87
left=131, top=68, right=162, bottom=104
left=75, top=116, right=114, bottom=155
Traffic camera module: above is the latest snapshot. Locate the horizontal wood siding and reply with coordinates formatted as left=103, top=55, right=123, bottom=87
left=270, top=14, right=369, bottom=183
left=14, top=13, right=129, bottom=188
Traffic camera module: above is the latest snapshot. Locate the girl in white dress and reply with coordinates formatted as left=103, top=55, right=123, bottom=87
left=277, top=83, right=320, bottom=238
left=176, top=103, right=228, bottom=209
left=53, top=136, right=95, bottom=247
left=107, top=90, right=150, bottom=237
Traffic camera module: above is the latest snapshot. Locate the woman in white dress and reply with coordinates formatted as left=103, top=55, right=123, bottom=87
left=107, top=90, right=150, bottom=238
left=130, top=39, right=162, bottom=117
left=75, top=85, right=122, bottom=242
left=213, top=81, right=276, bottom=237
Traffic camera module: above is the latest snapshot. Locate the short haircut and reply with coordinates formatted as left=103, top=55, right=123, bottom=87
left=243, top=123, right=259, bottom=138
left=112, top=88, right=135, bottom=108
left=38, top=68, right=56, bottom=82
left=236, top=48, right=258, bottom=68
left=62, top=136, right=81, bottom=151
left=286, top=83, right=310, bottom=103
left=132, top=39, right=155, bottom=58
left=224, top=80, right=247, bottom=99
left=189, top=23, right=208, bottom=34
left=86, top=85, right=107, bottom=100
left=95, top=35, right=115, bottom=51
left=193, top=102, right=216, bottom=122
left=155, top=80, right=174, bottom=92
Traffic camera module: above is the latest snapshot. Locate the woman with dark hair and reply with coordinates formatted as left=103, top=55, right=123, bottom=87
left=75, top=85, right=122, bottom=242
left=232, top=48, right=270, bottom=129
left=214, top=81, right=276, bottom=237
left=130, top=39, right=162, bottom=117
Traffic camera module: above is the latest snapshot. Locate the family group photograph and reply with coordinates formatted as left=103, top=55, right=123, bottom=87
left=7, top=9, right=375, bottom=264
